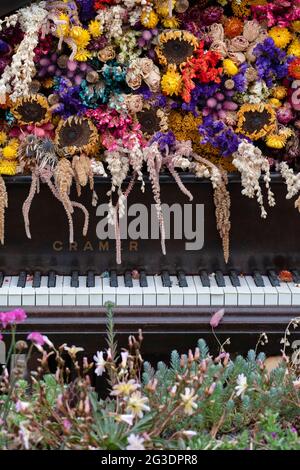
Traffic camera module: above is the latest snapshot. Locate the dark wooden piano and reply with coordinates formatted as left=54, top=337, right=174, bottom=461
left=0, top=173, right=300, bottom=358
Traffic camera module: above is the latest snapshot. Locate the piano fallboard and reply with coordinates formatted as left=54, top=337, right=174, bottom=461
left=1, top=173, right=300, bottom=275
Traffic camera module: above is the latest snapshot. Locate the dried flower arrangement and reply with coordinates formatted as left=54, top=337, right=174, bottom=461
left=1, top=0, right=300, bottom=262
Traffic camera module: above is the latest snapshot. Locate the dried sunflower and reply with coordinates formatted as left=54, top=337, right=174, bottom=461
left=11, top=95, right=51, bottom=126
left=156, top=30, right=198, bottom=67
left=55, top=116, right=99, bottom=156
left=236, top=103, right=276, bottom=140
left=137, top=105, right=168, bottom=138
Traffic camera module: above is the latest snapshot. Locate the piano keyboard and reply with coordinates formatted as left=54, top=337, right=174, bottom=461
left=0, top=270, right=300, bottom=308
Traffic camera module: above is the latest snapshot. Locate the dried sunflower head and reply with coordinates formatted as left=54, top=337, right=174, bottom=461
left=11, top=95, right=51, bottom=126
left=236, top=103, right=276, bottom=140
left=156, top=30, right=198, bottom=67
left=55, top=116, right=99, bottom=156
left=137, top=105, right=168, bottom=138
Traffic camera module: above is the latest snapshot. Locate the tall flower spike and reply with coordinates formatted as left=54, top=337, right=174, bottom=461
left=0, top=175, right=8, bottom=245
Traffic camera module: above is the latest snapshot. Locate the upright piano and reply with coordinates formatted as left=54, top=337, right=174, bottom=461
left=0, top=173, right=300, bottom=357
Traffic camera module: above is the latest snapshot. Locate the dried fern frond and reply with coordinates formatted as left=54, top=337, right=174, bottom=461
left=0, top=175, right=8, bottom=245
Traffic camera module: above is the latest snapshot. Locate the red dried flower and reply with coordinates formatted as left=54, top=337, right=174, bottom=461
left=94, top=0, right=115, bottom=10
left=181, top=42, right=222, bottom=103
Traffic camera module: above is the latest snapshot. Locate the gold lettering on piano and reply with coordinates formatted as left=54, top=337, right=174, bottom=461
left=70, top=242, right=78, bottom=251
left=83, top=241, right=94, bottom=251
left=53, top=241, right=63, bottom=251
left=99, top=241, right=109, bottom=251
left=129, top=241, right=138, bottom=252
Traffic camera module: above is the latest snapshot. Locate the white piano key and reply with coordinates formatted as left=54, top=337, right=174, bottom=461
left=223, top=276, right=238, bottom=306
left=102, top=277, right=116, bottom=305
left=245, top=276, right=264, bottom=306
left=236, top=276, right=251, bottom=306
left=154, top=275, right=170, bottom=306
left=35, top=276, right=49, bottom=306
left=22, top=275, right=35, bottom=306
left=49, top=275, right=63, bottom=306
left=130, top=279, right=143, bottom=306
left=262, top=276, right=278, bottom=306
left=287, top=282, right=300, bottom=306
left=209, top=275, right=224, bottom=306
left=193, top=276, right=210, bottom=306
left=0, top=276, right=11, bottom=306
left=76, top=276, right=89, bottom=306
left=89, top=276, right=103, bottom=306
left=142, top=276, right=157, bottom=306
left=62, top=276, right=76, bottom=306
left=276, top=281, right=292, bottom=306
left=116, top=276, right=130, bottom=306
left=8, top=276, right=22, bottom=306
left=170, top=276, right=184, bottom=306
left=183, top=276, right=197, bottom=306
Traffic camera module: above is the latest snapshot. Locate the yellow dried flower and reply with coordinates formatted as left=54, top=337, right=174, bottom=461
left=223, top=59, right=239, bottom=76
left=0, top=132, right=7, bottom=146
left=288, top=39, right=300, bottom=57
left=70, top=26, right=90, bottom=49
left=268, top=27, right=292, bottom=49
left=56, top=13, right=69, bottom=37
left=141, top=9, right=159, bottom=29
left=269, top=98, right=281, bottom=108
left=88, top=20, right=102, bottom=38
left=2, top=145, right=18, bottom=159
left=272, top=86, right=287, bottom=100
left=155, top=0, right=176, bottom=18
left=43, top=78, right=54, bottom=89
left=74, top=49, right=92, bottom=62
left=161, top=65, right=182, bottom=96
left=292, top=21, right=300, bottom=34
left=161, top=16, right=180, bottom=28
left=0, top=160, right=17, bottom=175
left=266, top=134, right=287, bottom=149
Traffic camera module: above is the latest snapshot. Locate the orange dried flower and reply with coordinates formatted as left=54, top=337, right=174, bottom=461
left=224, top=17, right=244, bottom=39
left=289, top=58, right=300, bottom=79
left=279, top=270, right=293, bottom=283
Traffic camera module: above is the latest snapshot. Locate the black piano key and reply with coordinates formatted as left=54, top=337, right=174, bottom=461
left=139, top=270, right=148, bottom=288
left=48, top=271, right=56, bottom=288
left=229, top=270, right=241, bottom=287
left=253, top=270, right=265, bottom=287
left=110, top=270, right=118, bottom=288
left=124, top=271, right=133, bottom=288
left=178, top=270, right=188, bottom=288
left=86, top=271, right=95, bottom=288
left=267, top=270, right=280, bottom=287
left=161, top=270, right=172, bottom=288
left=200, top=270, right=210, bottom=287
left=215, top=270, right=226, bottom=287
left=32, top=271, right=41, bottom=288
left=0, top=272, right=4, bottom=288
left=71, top=271, right=79, bottom=288
left=17, top=271, right=26, bottom=288
left=292, top=270, right=300, bottom=284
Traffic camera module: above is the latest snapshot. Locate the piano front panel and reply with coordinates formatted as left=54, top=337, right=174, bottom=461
left=1, top=174, right=300, bottom=276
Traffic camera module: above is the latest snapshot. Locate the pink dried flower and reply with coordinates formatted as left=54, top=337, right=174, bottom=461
left=27, top=332, right=45, bottom=346
left=0, top=309, right=27, bottom=329
left=210, top=308, right=225, bottom=328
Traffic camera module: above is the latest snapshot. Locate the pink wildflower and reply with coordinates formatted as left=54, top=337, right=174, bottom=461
left=27, top=332, right=45, bottom=346
left=0, top=309, right=27, bottom=329
left=210, top=308, right=225, bottom=328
